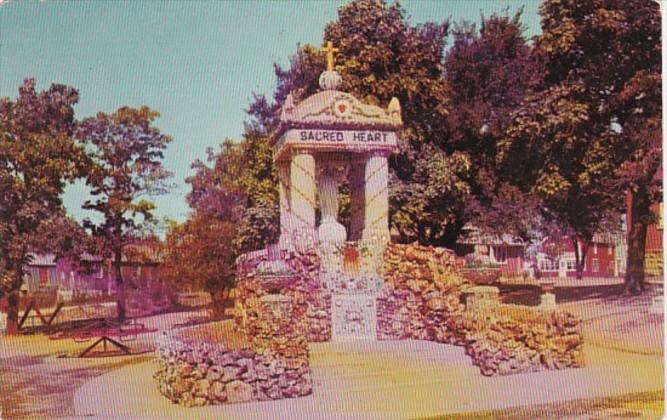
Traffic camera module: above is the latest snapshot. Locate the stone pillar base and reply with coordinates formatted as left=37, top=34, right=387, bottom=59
left=466, top=286, right=500, bottom=312
left=539, top=292, right=557, bottom=311
left=291, top=229, right=317, bottom=253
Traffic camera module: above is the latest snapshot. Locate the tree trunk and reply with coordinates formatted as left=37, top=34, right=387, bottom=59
left=625, top=189, right=650, bottom=294
left=572, top=237, right=589, bottom=280
left=5, top=267, right=24, bottom=335
left=209, top=288, right=230, bottom=319
left=115, top=249, right=126, bottom=322
left=5, top=290, right=19, bottom=335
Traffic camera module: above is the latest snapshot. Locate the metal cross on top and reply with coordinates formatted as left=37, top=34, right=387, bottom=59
left=321, top=41, right=339, bottom=72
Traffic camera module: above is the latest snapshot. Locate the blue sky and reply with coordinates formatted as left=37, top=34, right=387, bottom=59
left=0, top=0, right=541, bottom=225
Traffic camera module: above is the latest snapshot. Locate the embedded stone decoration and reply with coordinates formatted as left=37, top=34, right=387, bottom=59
left=154, top=333, right=312, bottom=407
left=236, top=248, right=332, bottom=343
left=332, top=294, right=377, bottom=339
left=155, top=290, right=312, bottom=407
left=319, top=70, right=342, bottom=91
left=377, top=243, right=585, bottom=376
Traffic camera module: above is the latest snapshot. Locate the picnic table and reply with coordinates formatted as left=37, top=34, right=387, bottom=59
left=75, top=318, right=156, bottom=357
left=47, top=318, right=157, bottom=357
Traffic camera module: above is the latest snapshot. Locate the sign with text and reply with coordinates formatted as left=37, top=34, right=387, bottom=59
left=275, top=129, right=398, bottom=157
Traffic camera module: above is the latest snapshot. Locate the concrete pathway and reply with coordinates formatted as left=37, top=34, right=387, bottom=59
left=73, top=340, right=663, bottom=419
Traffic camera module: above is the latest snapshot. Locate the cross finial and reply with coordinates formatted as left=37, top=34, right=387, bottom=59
left=321, top=41, right=339, bottom=72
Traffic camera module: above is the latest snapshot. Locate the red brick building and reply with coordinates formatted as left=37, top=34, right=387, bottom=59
left=536, top=234, right=620, bottom=279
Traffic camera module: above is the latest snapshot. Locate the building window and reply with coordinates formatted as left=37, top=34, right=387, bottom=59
left=566, top=259, right=576, bottom=271
left=95, top=266, right=103, bottom=279
left=592, top=258, right=599, bottom=273
left=539, top=259, right=558, bottom=271
left=593, top=244, right=598, bottom=255
left=134, top=266, right=141, bottom=279
left=492, top=246, right=507, bottom=263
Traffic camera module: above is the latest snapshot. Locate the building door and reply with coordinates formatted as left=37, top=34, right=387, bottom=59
left=558, top=259, right=567, bottom=278
left=38, top=267, right=50, bottom=286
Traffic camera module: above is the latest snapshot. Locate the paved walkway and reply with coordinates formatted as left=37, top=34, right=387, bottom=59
left=74, top=340, right=663, bottom=419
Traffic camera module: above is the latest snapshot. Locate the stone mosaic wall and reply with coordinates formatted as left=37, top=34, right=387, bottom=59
left=155, top=267, right=313, bottom=407
left=378, top=243, right=584, bottom=376
left=154, top=331, right=312, bottom=406
left=235, top=248, right=332, bottom=342
left=225, top=241, right=583, bottom=392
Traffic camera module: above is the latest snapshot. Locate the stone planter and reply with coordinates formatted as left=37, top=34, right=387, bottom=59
left=258, top=274, right=296, bottom=293
left=460, top=268, right=501, bottom=285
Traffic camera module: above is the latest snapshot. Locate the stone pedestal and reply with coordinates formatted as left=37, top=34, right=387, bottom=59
left=290, top=150, right=316, bottom=251
left=540, top=292, right=557, bottom=311
left=331, top=275, right=379, bottom=340
left=466, top=286, right=500, bottom=313
left=649, top=294, right=663, bottom=315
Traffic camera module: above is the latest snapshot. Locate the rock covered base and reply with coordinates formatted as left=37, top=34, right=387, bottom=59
left=159, top=241, right=585, bottom=407
left=378, top=243, right=584, bottom=376
left=154, top=333, right=312, bottom=406
left=235, top=248, right=332, bottom=342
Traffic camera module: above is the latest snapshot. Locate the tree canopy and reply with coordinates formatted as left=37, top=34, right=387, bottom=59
left=498, top=0, right=661, bottom=283
left=0, top=78, right=89, bottom=333
left=77, top=106, right=173, bottom=320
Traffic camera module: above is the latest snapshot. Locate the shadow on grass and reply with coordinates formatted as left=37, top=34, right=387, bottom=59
left=427, top=390, right=664, bottom=420
left=499, top=283, right=662, bottom=307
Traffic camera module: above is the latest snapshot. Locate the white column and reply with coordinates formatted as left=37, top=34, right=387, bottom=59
left=290, top=149, right=317, bottom=250
left=277, top=161, right=293, bottom=249
left=349, top=157, right=366, bottom=241
left=361, top=152, right=390, bottom=243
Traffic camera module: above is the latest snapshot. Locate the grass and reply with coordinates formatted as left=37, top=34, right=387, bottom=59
left=426, top=390, right=665, bottom=420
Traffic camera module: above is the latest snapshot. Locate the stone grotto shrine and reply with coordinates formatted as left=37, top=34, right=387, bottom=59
left=155, top=42, right=585, bottom=407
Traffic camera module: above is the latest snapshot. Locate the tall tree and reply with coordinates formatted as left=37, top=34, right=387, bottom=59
left=498, top=0, right=660, bottom=283
left=76, top=106, right=172, bottom=321
left=187, top=134, right=277, bottom=254
left=0, top=78, right=88, bottom=333
left=161, top=214, right=237, bottom=315
left=443, top=10, right=539, bottom=240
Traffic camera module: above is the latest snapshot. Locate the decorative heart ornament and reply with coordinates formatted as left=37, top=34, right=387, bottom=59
left=334, top=99, right=350, bottom=117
